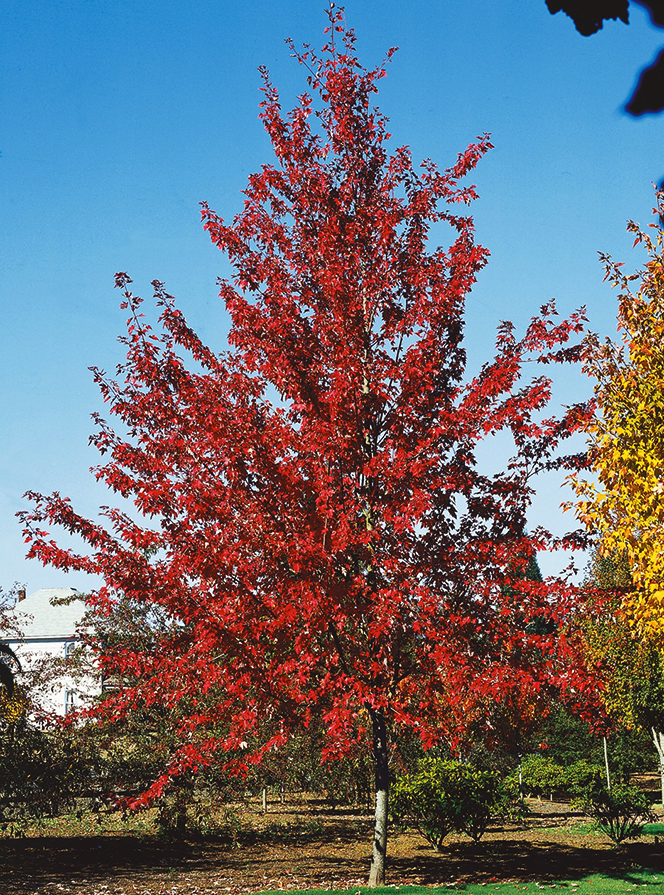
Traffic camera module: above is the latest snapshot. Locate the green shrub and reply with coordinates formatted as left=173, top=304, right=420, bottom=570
left=391, top=759, right=515, bottom=848
left=391, top=760, right=455, bottom=849
left=493, top=772, right=528, bottom=821
left=518, top=754, right=604, bottom=799
left=0, top=718, right=97, bottom=830
left=521, top=755, right=604, bottom=797
left=564, top=759, right=603, bottom=796
left=576, top=783, right=655, bottom=845
left=519, top=754, right=566, bottom=797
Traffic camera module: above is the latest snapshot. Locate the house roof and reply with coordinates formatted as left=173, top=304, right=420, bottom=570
left=7, top=588, right=86, bottom=641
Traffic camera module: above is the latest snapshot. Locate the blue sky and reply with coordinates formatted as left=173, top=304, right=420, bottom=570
left=1, top=0, right=663, bottom=593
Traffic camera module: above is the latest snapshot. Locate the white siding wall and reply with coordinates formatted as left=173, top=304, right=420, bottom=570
left=4, top=588, right=98, bottom=717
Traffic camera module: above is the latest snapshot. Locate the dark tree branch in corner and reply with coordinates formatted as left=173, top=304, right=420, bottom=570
left=546, top=0, right=664, bottom=184
left=546, top=0, right=629, bottom=36
left=635, top=0, right=664, bottom=27
left=546, top=1, right=664, bottom=117
left=626, top=47, right=664, bottom=113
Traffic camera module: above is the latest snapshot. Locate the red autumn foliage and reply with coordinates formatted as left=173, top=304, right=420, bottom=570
left=20, top=7, right=598, bottom=884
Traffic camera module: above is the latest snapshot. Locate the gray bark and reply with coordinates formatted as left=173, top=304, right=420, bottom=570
left=603, top=736, right=611, bottom=791
left=368, top=708, right=389, bottom=887
left=652, top=728, right=664, bottom=809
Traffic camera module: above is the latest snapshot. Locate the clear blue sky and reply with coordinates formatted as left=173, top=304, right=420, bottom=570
left=1, top=0, right=663, bottom=593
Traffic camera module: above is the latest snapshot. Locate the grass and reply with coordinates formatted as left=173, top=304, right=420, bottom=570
left=536, top=821, right=601, bottom=837
left=252, top=871, right=663, bottom=895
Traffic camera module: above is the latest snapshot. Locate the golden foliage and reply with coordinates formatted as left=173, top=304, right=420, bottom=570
left=571, top=194, right=664, bottom=639
left=0, top=685, right=27, bottom=725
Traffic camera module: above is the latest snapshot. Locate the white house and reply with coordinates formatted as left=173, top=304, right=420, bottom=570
left=3, top=587, right=95, bottom=716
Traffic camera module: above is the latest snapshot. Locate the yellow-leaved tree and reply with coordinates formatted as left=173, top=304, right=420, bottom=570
left=580, top=551, right=664, bottom=806
left=572, top=194, right=664, bottom=639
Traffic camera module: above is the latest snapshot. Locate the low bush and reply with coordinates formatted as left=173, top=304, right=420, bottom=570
left=391, top=759, right=521, bottom=849
left=518, top=754, right=603, bottom=799
left=519, top=754, right=566, bottom=798
left=0, top=718, right=97, bottom=832
left=564, top=759, right=603, bottom=796
left=576, top=782, right=655, bottom=845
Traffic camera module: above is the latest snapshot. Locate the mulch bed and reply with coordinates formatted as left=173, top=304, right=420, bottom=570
left=2, top=800, right=664, bottom=895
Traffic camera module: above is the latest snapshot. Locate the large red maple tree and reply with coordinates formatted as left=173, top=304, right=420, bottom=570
left=22, top=8, right=595, bottom=884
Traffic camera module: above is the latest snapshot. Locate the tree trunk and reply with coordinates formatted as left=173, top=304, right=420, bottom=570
left=176, top=774, right=194, bottom=838
left=368, top=707, right=389, bottom=887
left=652, top=728, right=664, bottom=809
left=603, top=736, right=611, bottom=791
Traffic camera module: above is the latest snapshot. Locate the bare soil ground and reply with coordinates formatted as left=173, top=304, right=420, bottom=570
left=2, top=798, right=664, bottom=895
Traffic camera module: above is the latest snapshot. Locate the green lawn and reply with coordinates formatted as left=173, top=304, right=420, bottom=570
left=642, top=823, right=664, bottom=836
left=252, top=872, right=663, bottom=895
